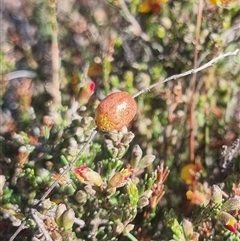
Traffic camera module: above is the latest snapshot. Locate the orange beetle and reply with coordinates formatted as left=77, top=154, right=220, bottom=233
left=95, top=91, right=137, bottom=132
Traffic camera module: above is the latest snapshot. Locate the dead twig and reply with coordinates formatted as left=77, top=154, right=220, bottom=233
left=132, top=48, right=239, bottom=99
left=189, top=0, right=204, bottom=162
left=48, top=0, right=61, bottom=108
left=31, top=209, right=53, bottom=241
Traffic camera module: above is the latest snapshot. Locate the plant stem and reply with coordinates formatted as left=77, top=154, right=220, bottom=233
left=132, top=48, right=239, bottom=99
left=48, top=0, right=61, bottom=107
left=31, top=209, right=53, bottom=241
left=125, top=232, right=139, bottom=241
left=189, top=0, right=204, bottom=162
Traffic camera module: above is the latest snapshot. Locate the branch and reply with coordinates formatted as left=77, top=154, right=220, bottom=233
left=132, top=48, right=239, bottom=99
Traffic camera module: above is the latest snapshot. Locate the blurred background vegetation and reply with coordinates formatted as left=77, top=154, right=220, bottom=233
left=0, top=0, right=240, bottom=240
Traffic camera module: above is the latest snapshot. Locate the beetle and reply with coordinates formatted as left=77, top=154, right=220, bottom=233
left=95, top=91, right=137, bottom=132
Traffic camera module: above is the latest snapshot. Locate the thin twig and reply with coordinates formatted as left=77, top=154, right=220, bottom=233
left=190, top=0, right=204, bottom=92
left=189, top=0, right=204, bottom=162
left=31, top=209, right=53, bottom=241
left=48, top=0, right=61, bottom=107
left=132, top=48, right=239, bottom=99
left=118, top=0, right=149, bottom=42
left=9, top=220, right=27, bottom=241
left=6, top=70, right=37, bottom=80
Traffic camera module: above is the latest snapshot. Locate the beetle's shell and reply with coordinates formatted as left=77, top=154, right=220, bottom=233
left=95, top=92, right=137, bottom=132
